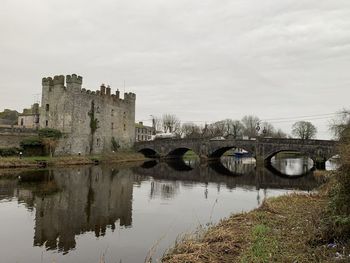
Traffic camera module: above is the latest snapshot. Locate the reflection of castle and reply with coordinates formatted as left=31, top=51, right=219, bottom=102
left=0, top=166, right=134, bottom=254
left=32, top=166, right=133, bottom=253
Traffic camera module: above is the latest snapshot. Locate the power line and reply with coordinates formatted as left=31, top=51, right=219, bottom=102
left=261, top=112, right=340, bottom=122
left=138, top=111, right=343, bottom=125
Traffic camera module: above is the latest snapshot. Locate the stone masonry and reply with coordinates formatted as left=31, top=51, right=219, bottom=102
left=135, top=137, right=338, bottom=165
left=40, top=74, right=136, bottom=155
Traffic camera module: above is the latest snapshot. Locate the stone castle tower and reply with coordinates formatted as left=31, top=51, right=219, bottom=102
left=40, top=74, right=136, bottom=155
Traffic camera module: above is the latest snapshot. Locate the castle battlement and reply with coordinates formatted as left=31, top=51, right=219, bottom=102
left=79, top=87, right=136, bottom=104
left=42, top=77, right=53, bottom=86
left=66, top=74, right=83, bottom=84
left=53, top=75, right=65, bottom=85
left=42, top=74, right=136, bottom=106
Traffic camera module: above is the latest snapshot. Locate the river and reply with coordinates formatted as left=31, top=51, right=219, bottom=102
left=0, top=156, right=334, bottom=263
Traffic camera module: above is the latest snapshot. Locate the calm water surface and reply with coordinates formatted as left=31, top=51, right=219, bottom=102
left=0, top=157, right=323, bottom=263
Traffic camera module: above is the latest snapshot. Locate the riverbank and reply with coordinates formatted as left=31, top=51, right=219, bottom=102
left=0, top=151, right=147, bottom=169
left=162, top=175, right=350, bottom=263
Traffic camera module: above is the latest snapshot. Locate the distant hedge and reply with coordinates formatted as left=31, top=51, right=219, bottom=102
left=0, top=147, right=19, bottom=157
left=38, top=128, right=62, bottom=139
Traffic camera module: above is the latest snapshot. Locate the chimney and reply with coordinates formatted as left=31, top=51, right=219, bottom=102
left=106, top=85, right=111, bottom=96
left=100, top=84, right=106, bottom=95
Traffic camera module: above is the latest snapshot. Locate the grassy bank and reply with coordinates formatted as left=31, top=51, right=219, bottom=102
left=0, top=151, right=147, bottom=169
left=162, top=179, right=350, bottom=263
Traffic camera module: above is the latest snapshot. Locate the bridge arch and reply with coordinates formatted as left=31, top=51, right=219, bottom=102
left=166, top=159, right=194, bottom=171
left=265, top=149, right=311, bottom=162
left=264, top=147, right=335, bottom=168
left=208, top=145, right=255, bottom=159
left=140, top=160, right=159, bottom=169
left=208, top=160, right=255, bottom=177
left=138, top=148, right=159, bottom=158
left=265, top=162, right=313, bottom=178
left=167, top=147, right=199, bottom=159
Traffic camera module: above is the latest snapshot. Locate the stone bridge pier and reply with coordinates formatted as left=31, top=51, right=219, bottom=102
left=135, top=138, right=338, bottom=169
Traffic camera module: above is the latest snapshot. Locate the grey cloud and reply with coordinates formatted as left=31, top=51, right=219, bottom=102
left=1, top=0, right=349, bottom=139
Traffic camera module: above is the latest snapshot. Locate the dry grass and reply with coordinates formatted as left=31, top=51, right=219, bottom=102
left=100, top=151, right=147, bottom=164
left=47, top=156, right=95, bottom=166
left=162, top=213, right=253, bottom=263
left=0, top=152, right=147, bottom=169
left=162, top=189, right=350, bottom=263
left=0, top=157, right=39, bottom=168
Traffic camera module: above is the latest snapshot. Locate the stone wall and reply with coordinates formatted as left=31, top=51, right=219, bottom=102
left=0, top=133, right=37, bottom=148
left=17, top=115, right=39, bottom=129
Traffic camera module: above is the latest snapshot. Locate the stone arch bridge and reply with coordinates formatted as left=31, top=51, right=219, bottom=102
left=135, top=137, right=338, bottom=166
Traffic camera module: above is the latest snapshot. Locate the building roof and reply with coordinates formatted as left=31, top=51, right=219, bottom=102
left=135, top=123, right=153, bottom=129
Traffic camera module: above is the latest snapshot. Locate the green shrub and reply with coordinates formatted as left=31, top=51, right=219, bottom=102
left=0, top=147, right=19, bottom=157
left=38, top=128, right=62, bottom=157
left=20, top=137, right=43, bottom=148
left=111, top=137, right=120, bottom=151
left=38, top=128, right=62, bottom=139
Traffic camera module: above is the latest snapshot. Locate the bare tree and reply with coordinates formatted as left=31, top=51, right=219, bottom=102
left=291, top=121, right=317, bottom=140
left=200, top=119, right=245, bottom=138
left=162, top=114, right=181, bottom=133
left=228, top=120, right=244, bottom=138
left=152, top=116, right=163, bottom=133
left=203, top=121, right=226, bottom=138
left=261, top=122, right=275, bottom=137
left=211, top=121, right=227, bottom=136
left=273, top=128, right=288, bottom=138
left=181, top=123, right=202, bottom=138
left=260, top=122, right=288, bottom=138
left=242, top=115, right=260, bottom=138
left=330, top=109, right=350, bottom=140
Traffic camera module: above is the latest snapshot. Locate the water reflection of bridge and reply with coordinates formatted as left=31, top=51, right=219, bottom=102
left=133, top=160, right=321, bottom=191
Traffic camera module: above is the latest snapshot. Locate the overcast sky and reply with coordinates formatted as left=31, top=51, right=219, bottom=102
left=1, top=0, right=349, bottom=139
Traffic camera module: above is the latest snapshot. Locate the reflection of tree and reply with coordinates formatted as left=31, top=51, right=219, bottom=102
left=149, top=180, right=180, bottom=199
left=270, top=156, right=313, bottom=176
left=220, top=157, right=256, bottom=175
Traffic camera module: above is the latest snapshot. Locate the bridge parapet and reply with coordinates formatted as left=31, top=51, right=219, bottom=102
left=135, top=138, right=338, bottom=165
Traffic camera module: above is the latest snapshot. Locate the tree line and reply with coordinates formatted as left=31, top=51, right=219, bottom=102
left=151, top=114, right=318, bottom=140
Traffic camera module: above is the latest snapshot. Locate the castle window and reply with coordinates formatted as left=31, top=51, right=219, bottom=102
left=97, top=138, right=100, bottom=146
left=123, top=124, right=126, bottom=131
left=20, top=118, right=24, bottom=126
left=111, top=122, right=114, bottom=130
left=111, top=109, right=114, bottom=116
left=46, top=104, right=49, bottom=111
left=45, top=120, right=48, bottom=127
